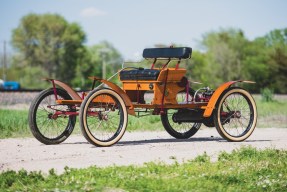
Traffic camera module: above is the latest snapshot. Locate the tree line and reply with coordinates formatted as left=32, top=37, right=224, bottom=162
left=1, top=13, right=286, bottom=93
left=187, top=28, right=287, bottom=93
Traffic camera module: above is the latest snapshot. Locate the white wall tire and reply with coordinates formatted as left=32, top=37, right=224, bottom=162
left=79, top=89, right=128, bottom=147
left=214, top=87, right=257, bottom=142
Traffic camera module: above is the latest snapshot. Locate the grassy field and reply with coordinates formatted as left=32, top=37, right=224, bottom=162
left=0, top=109, right=30, bottom=138
left=0, top=147, right=286, bottom=191
left=0, top=96, right=286, bottom=139
left=255, top=98, right=287, bottom=128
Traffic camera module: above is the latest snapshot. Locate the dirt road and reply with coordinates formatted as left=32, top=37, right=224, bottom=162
left=1, top=128, right=287, bottom=174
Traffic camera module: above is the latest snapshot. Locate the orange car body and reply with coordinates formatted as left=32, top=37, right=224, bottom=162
left=50, top=46, right=255, bottom=118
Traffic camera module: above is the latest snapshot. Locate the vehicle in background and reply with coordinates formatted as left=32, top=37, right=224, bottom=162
left=0, top=79, right=21, bottom=90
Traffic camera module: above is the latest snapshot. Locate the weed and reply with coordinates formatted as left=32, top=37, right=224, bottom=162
left=260, top=88, right=274, bottom=102
left=191, top=152, right=210, bottom=163
left=1, top=147, right=286, bottom=191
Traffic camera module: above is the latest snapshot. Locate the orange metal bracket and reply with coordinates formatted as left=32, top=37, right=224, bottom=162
left=202, top=80, right=255, bottom=117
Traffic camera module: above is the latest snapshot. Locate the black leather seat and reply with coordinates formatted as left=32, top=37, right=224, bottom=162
left=120, top=69, right=160, bottom=81
left=143, top=47, right=192, bottom=59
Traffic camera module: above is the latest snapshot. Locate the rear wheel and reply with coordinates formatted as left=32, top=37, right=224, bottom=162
left=214, top=87, right=257, bottom=141
left=161, top=88, right=202, bottom=139
left=79, top=89, right=128, bottom=147
left=28, top=88, right=76, bottom=144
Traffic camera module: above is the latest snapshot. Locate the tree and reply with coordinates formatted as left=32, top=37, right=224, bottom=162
left=11, top=13, right=86, bottom=87
left=201, top=28, right=248, bottom=86
left=241, top=37, right=270, bottom=92
left=242, top=28, right=287, bottom=93
left=187, top=51, right=209, bottom=87
left=72, top=41, right=124, bottom=89
left=264, top=29, right=287, bottom=93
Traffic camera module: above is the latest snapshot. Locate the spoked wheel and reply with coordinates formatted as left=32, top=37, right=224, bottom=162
left=79, top=89, right=128, bottom=147
left=161, top=88, right=202, bottom=139
left=28, top=88, right=76, bottom=145
left=214, top=87, right=257, bottom=142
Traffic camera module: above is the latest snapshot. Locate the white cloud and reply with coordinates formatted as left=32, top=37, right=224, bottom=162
left=80, top=7, right=107, bottom=17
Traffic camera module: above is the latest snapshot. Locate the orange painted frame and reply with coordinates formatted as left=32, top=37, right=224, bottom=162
left=119, top=68, right=187, bottom=105
left=48, top=76, right=255, bottom=119
left=201, top=80, right=255, bottom=117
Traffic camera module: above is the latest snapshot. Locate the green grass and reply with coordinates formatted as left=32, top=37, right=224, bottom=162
left=127, top=115, right=163, bottom=131
left=0, top=109, right=164, bottom=139
left=256, top=99, right=287, bottom=128
left=0, top=96, right=286, bottom=139
left=0, top=109, right=31, bottom=139
left=1, top=147, right=286, bottom=191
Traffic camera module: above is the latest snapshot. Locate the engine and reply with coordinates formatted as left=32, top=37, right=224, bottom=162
left=171, top=87, right=216, bottom=127
left=172, top=109, right=204, bottom=123
left=172, top=109, right=215, bottom=127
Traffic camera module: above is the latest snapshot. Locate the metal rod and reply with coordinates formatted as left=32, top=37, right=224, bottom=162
left=161, top=59, right=171, bottom=69
left=51, top=80, right=58, bottom=100
left=186, top=80, right=189, bottom=103
left=94, top=67, right=139, bottom=90
left=175, top=59, right=181, bottom=69
left=151, top=58, right=157, bottom=69
left=102, top=54, right=106, bottom=79
left=160, top=69, right=169, bottom=114
left=91, top=79, right=96, bottom=90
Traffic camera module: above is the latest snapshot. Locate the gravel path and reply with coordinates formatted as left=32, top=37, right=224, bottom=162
left=1, top=128, right=287, bottom=174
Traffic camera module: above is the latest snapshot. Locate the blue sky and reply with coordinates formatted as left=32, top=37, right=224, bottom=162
left=0, top=0, right=286, bottom=60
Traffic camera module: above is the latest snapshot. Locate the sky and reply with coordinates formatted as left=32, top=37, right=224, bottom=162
left=0, top=0, right=287, bottom=60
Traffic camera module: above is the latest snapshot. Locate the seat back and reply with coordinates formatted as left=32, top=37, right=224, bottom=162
left=143, top=47, right=192, bottom=59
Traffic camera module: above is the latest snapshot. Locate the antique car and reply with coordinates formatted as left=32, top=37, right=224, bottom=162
left=28, top=47, right=257, bottom=146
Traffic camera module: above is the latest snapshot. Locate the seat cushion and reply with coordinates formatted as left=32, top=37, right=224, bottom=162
left=120, top=69, right=160, bottom=81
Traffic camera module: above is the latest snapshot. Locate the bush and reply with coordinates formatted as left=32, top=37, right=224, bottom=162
left=260, top=88, right=274, bottom=102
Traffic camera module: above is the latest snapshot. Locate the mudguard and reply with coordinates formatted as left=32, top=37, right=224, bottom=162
left=202, top=80, right=255, bottom=117
left=44, top=78, right=136, bottom=116
left=43, top=78, right=82, bottom=100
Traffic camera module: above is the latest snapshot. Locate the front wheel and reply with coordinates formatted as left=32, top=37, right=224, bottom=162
left=79, top=89, right=128, bottom=147
left=214, top=87, right=257, bottom=142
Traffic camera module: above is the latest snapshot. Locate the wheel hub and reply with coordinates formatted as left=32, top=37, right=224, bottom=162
left=234, top=111, right=241, bottom=118
left=48, top=113, right=59, bottom=120
left=98, top=112, right=109, bottom=121
left=48, top=113, right=53, bottom=119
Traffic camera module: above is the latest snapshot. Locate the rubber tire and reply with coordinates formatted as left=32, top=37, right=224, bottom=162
left=28, top=88, right=76, bottom=145
left=161, top=114, right=201, bottom=139
left=213, top=87, right=257, bottom=142
left=161, top=88, right=202, bottom=139
left=79, top=89, right=128, bottom=147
